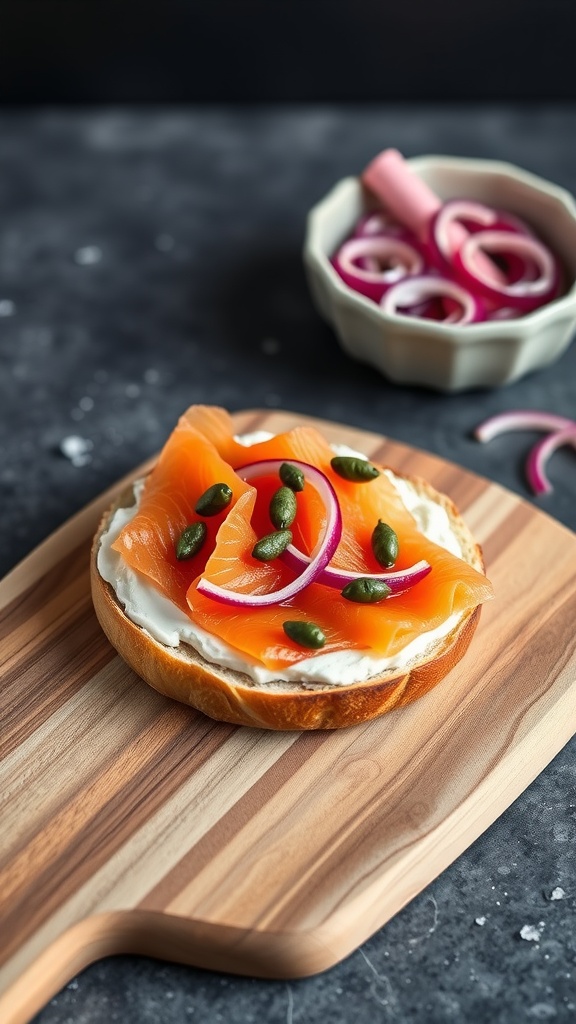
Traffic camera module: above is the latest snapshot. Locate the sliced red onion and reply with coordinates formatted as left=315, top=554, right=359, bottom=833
left=486, top=305, right=522, bottom=320
left=333, top=235, right=426, bottom=302
left=429, top=199, right=532, bottom=269
left=526, top=426, right=576, bottom=495
left=474, top=410, right=576, bottom=443
left=398, top=295, right=449, bottom=321
left=196, top=460, right=342, bottom=608
left=380, top=274, right=486, bottom=325
left=281, top=546, right=431, bottom=595
left=454, top=230, right=559, bottom=310
left=353, top=211, right=393, bottom=237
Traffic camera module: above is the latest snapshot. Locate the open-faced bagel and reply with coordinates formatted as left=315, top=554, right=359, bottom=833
left=91, top=472, right=486, bottom=731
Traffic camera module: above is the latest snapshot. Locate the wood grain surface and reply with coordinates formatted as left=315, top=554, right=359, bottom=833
left=2, top=409, right=576, bottom=1024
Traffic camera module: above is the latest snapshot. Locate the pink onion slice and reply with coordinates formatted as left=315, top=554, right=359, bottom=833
left=474, top=410, right=576, bottom=443
left=400, top=296, right=448, bottom=321
left=333, top=235, right=426, bottom=302
left=380, top=274, right=485, bottom=324
left=454, top=230, right=560, bottom=310
left=196, top=459, right=342, bottom=608
left=353, top=211, right=394, bottom=237
left=486, top=305, right=522, bottom=321
left=281, top=546, right=431, bottom=595
left=429, top=198, right=532, bottom=269
left=526, top=426, right=576, bottom=495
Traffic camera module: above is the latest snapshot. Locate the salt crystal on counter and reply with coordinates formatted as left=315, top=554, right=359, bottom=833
left=549, top=886, right=566, bottom=900
left=74, top=246, right=102, bottom=266
left=475, top=916, right=487, bottom=926
left=59, top=435, right=93, bottom=467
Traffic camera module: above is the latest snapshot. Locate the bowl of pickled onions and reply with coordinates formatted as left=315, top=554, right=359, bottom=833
left=303, top=152, right=576, bottom=391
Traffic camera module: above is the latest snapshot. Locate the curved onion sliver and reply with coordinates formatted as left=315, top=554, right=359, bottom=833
left=475, top=410, right=576, bottom=497
left=380, top=274, right=485, bottom=325
left=353, top=211, right=394, bottom=238
left=475, top=409, right=576, bottom=443
left=455, top=230, right=559, bottom=310
left=430, top=198, right=532, bottom=267
left=526, top=426, right=576, bottom=495
left=281, top=546, right=431, bottom=596
left=333, top=235, right=425, bottom=302
left=196, top=460, right=342, bottom=607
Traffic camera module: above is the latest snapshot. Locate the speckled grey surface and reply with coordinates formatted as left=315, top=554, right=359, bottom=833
left=1, top=106, right=575, bottom=1023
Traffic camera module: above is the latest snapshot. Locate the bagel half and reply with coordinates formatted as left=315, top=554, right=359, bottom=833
left=90, top=472, right=486, bottom=731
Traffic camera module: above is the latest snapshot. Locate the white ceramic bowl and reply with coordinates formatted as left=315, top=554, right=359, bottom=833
left=303, top=156, right=576, bottom=391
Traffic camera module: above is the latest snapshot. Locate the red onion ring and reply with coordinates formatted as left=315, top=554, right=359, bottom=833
left=281, top=546, right=431, bottom=595
left=333, top=235, right=426, bottom=302
left=429, top=198, right=532, bottom=268
left=454, top=231, right=560, bottom=310
left=399, top=296, right=449, bottom=321
left=334, top=196, right=562, bottom=324
left=353, top=211, right=394, bottom=237
left=196, top=460, right=342, bottom=608
left=486, top=305, right=522, bottom=320
left=380, top=274, right=486, bottom=325
left=526, top=426, right=576, bottom=495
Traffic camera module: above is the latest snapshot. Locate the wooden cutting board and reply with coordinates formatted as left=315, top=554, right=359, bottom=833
left=2, top=408, right=576, bottom=1024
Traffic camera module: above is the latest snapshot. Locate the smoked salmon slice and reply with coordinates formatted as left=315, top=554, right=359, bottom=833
left=113, top=406, right=494, bottom=671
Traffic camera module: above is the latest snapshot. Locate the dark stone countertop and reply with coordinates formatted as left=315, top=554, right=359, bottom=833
left=1, top=106, right=575, bottom=1024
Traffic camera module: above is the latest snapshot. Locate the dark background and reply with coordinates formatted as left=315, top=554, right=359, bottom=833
left=3, top=5, right=576, bottom=1024
left=1, top=0, right=576, bottom=105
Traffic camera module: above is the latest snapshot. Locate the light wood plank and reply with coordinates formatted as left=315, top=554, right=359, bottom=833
left=1, top=409, right=575, bottom=1024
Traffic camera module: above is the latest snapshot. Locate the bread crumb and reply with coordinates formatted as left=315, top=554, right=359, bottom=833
left=474, top=916, right=487, bottom=926
left=519, top=924, right=541, bottom=942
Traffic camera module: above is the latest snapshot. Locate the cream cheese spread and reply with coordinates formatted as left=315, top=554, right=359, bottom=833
left=97, top=437, right=464, bottom=687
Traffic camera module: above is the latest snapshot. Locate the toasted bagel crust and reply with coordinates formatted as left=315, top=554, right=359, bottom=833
left=90, top=471, right=486, bottom=730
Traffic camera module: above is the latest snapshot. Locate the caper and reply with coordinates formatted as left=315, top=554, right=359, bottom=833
left=283, top=620, right=326, bottom=649
left=341, top=577, right=391, bottom=603
left=330, top=456, right=380, bottom=482
left=371, top=520, right=399, bottom=568
left=175, top=521, right=208, bottom=560
left=269, top=485, right=297, bottom=530
left=252, top=529, right=293, bottom=562
left=195, top=482, right=233, bottom=517
left=279, top=462, right=305, bottom=492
